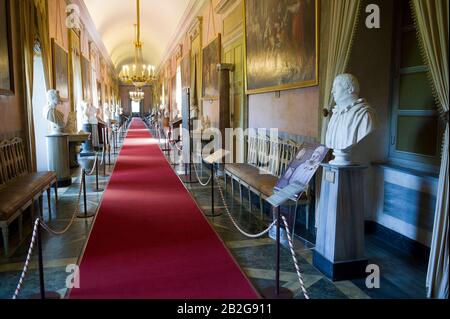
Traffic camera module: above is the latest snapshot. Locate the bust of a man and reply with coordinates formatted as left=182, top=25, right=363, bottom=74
left=81, top=101, right=98, bottom=125
left=103, top=103, right=111, bottom=124
left=64, top=111, right=77, bottom=135
left=43, top=90, right=66, bottom=134
left=325, top=74, right=375, bottom=166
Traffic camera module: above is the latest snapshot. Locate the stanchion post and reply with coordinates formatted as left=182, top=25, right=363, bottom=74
left=276, top=207, right=281, bottom=296
left=83, top=170, right=87, bottom=217
left=261, top=206, right=293, bottom=299
left=212, top=164, right=214, bottom=216
left=95, top=153, right=99, bottom=190
left=37, top=220, right=45, bottom=299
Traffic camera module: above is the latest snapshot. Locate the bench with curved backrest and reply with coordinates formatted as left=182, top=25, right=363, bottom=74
left=225, top=132, right=314, bottom=233
left=0, top=138, right=57, bottom=257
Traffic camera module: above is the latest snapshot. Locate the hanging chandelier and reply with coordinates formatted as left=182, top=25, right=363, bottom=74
left=119, top=0, right=156, bottom=88
left=130, top=87, right=145, bottom=102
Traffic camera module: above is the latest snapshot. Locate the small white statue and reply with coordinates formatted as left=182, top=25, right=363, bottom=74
left=82, top=101, right=98, bottom=125
left=103, top=103, right=111, bottom=125
left=43, top=90, right=66, bottom=134
left=325, top=74, right=376, bottom=166
left=64, top=111, right=77, bottom=135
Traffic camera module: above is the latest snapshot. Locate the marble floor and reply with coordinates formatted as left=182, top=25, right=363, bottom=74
left=0, top=125, right=428, bottom=299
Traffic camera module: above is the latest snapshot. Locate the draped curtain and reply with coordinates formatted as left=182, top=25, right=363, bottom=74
left=316, top=0, right=362, bottom=228
left=34, top=0, right=52, bottom=90
left=412, top=0, right=449, bottom=299
left=319, top=0, right=362, bottom=143
left=19, top=0, right=37, bottom=172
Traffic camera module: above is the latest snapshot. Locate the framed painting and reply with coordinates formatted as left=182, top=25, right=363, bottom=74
left=202, top=34, right=221, bottom=100
left=0, top=0, right=13, bottom=95
left=81, top=56, right=91, bottom=101
left=181, top=53, right=191, bottom=90
left=52, top=39, right=69, bottom=100
left=244, top=0, right=319, bottom=94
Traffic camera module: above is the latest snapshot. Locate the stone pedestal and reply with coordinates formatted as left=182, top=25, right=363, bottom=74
left=313, top=164, right=368, bottom=281
left=68, top=133, right=91, bottom=168
left=80, top=124, right=95, bottom=157
left=46, top=134, right=71, bottom=187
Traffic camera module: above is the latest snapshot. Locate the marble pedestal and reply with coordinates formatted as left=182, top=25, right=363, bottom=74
left=68, top=133, right=91, bottom=168
left=313, top=164, right=368, bottom=281
left=46, top=134, right=71, bottom=187
left=80, top=124, right=96, bottom=157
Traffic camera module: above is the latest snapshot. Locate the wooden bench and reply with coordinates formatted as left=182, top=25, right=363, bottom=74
left=0, top=138, right=57, bottom=257
left=225, top=132, right=314, bottom=232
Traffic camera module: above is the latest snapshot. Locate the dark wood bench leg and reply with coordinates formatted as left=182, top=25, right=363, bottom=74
left=39, top=196, right=44, bottom=219
left=1, top=225, right=9, bottom=257
left=18, top=214, right=23, bottom=240
left=47, top=188, right=52, bottom=219
left=260, top=195, right=264, bottom=219
left=54, top=183, right=58, bottom=202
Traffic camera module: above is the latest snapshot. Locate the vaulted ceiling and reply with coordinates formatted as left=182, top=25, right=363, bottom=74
left=83, top=0, right=191, bottom=72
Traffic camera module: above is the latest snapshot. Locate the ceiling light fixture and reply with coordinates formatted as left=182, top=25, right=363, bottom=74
left=119, top=0, right=156, bottom=88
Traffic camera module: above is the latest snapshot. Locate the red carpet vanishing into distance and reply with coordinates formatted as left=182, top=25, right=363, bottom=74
left=70, top=118, right=258, bottom=299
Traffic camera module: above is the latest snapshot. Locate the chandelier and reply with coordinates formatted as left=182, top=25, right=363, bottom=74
left=130, top=87, right=145, bottom=102
left=119, top=0, right=156, bottom=88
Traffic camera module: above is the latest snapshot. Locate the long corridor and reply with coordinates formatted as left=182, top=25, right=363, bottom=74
left=70, top=119, right=258, bottom=299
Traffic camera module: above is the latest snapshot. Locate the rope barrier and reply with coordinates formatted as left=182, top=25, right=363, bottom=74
left=280, top=214, right=310, bottom=299
left=215, top=175, right=276, bottom=238
left=84, top=154, right=98, bottom=177
left=192, top=160, right=212, bottom=187
left=39, top=175, right=84, bottom=236
left=214, top=174, right=310, bottom=298
left=12, top=218, right=40, bottom=299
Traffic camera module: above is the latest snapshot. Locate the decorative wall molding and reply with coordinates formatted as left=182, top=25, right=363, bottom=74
left=71, top=0, right=115, bottom=71
left=188, top=17, right=203, bottom=42
left=159, top=0, right=208, bottom=71
left=215, top=0, right=240, bottom=15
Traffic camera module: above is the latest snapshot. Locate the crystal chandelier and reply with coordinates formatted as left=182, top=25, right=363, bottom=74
left=119, top=0, right=156, bottom=88
left=130, top=87, right=145, bottom=102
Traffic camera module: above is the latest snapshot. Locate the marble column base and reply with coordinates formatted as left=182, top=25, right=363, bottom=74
left=80, top=124, right=96, bottom=157
left=46, top=134, right=71, bottom=187
left=313, top=164, right=368, bottom=281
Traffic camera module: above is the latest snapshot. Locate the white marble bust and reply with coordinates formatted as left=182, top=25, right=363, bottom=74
left=103, top=103, right=112, bottom=125
left=81, top=100, right=98, bottom=125
left=43, top=90, right=66, bottom=135
left=64, top=111, right=77, bottom=135
left=325, top=74, right=375, bottom=166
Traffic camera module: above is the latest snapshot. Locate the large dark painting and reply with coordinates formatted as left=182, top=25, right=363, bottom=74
left=202, top=34, right=221, bottom=100
left=0, top=0, right=13, bottom=95
left=52, top=39, right=69, bottom=100
left=181, top=53, right=191, bottom=90
left=245, top=0, right=319, bottom=94
left=81, top=56, right=91, bottom=101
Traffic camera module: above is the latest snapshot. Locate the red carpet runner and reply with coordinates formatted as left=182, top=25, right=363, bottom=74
left=70, top=118, right=258, bottom=299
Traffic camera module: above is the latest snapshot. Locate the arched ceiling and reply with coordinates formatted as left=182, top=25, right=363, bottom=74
left=83, top=0, right=191, bottom=72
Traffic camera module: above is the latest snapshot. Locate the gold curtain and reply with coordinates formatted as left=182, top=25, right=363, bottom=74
left=34, top=0, right=53, bottom=90
left=319, top=0, right=362, bottom=143
left=19, top=0, right=37, bottom=171
left=412, top=0, right=449, bottom=299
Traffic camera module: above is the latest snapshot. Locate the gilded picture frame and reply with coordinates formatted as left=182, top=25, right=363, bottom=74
left=52, top=39, right=69, bottom=101
left=181, top=52, right=191, bottom=90
left=202, top=34, right=221, bottom=100
left=81, top=56, right=91, bottom=101
left=244, top=0, right=319, bottom=95
left=0, top=0, right=14, bottom=95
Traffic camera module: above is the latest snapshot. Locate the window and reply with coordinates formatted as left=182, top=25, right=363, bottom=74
left=132, top=101, right=140, bottom=114
left=389, top=0, right=443, bottom=173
